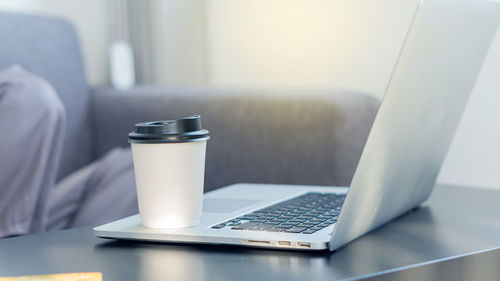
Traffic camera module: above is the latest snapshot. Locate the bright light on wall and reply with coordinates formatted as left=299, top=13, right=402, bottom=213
left=207, top=0, right=419, bottom=98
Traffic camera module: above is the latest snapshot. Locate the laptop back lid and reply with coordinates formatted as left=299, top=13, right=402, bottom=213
left=330, top=0, right=500, bottom=251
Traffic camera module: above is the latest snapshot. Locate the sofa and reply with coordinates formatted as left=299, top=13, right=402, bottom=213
left=0, top=12, right=379, bottom=193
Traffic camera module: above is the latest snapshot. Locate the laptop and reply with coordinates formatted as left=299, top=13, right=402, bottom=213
left=94, top=0, right=500, bottom=251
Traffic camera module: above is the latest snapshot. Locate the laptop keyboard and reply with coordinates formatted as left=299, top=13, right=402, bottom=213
left=211, top=192, right=345, bottom=234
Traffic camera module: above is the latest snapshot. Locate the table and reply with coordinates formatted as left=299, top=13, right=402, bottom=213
left=348, top=247, right=500, bottom=281
left=0, top=184, right=499, bottom=281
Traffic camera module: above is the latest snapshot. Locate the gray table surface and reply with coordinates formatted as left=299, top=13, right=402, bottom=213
left=0, top=184, right=499, bottom=281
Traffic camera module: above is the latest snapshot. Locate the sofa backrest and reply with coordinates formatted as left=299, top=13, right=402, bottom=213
left=92, top=87, right=379, bottom=191
left=0, top=12, right=94, bottom=180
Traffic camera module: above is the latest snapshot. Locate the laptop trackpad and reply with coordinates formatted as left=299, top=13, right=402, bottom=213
left=203, top=198, right=261, bottom=213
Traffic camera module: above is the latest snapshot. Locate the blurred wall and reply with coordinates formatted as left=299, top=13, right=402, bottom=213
left=438, top=27, right=500, bottom=190
left=207, top=0, right=418, bottom=97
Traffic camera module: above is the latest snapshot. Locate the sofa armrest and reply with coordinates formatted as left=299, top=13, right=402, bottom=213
left=91, top=86, right=379, bottom=191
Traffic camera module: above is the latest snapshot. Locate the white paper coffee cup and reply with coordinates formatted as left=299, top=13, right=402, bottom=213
left=129, top=116, right=209, bottom=228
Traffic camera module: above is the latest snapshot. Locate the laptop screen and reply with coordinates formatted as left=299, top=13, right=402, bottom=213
left=331, top=0, right=500, bottom=250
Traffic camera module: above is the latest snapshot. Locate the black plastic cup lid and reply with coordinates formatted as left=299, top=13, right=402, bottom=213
left=128, top=115, right=209, bottom=143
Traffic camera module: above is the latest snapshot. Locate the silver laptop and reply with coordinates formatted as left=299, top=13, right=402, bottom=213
left=94, top=0, right=500, bottom=251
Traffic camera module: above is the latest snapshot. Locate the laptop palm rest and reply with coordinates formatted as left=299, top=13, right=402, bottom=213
left=203, top=199, right=262, bottom=213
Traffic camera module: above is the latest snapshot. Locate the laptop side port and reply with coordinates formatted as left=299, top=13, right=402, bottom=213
left=244, top=240, right=271, bottom=246
left=297, top=242, right=311, bottom=248
left=277, top=241, right=291, bottom=247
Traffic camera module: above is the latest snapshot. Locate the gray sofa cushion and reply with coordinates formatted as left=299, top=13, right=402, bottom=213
left=0, top=12, right=93, bottom=180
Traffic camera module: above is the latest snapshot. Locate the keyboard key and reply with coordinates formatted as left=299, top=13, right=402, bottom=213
left=261, top=213, right=277, bottom=217
left=250, top=218, right=270, bottom=223
left=318, top=215, right=334, bottom=220
left=231, top=222, right=261, bottom=230
left=256, top=223, right=275, bottom=229
left=211, top=224, right=226, bottom=229
left=265, top=227, right=287, bottom=232
left=270, top=218, right=288, bottom=223
left=284, top=227, right=308, bottom=233
left=288, top=219, right=307, bottom=223
left=276, top=223, right=296, bottom=228
left=302, top=229, right=317, bottom=234
left=310, top=227, right=324, bottom=231
left=238, top=216, right=257, bottom=220
left=296, top=223, right=317, bottom=227
left=298, top=215, right=315, bottom=219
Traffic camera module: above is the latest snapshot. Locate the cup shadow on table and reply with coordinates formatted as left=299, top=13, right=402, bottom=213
left=92, top=206, right=445, bottom=280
